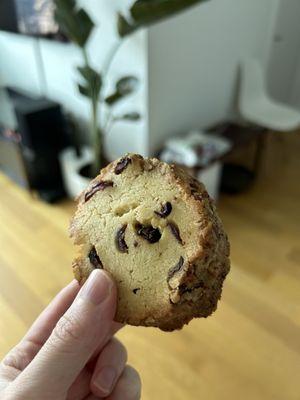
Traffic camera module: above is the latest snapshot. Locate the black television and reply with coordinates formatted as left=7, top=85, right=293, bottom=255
left=0, top=0, right=66, bottom=41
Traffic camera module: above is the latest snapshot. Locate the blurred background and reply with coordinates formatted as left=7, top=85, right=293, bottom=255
left=0, top=0, right=299, bottom=399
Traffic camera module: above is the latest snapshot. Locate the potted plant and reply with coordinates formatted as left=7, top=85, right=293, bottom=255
left=56, top=0, right=207, bottom=198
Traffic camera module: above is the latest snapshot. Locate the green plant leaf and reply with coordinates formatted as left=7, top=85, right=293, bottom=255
left=117, top=13, right=136, bottom=37
left=55, top=0, right=75, bottom=14
left=78, top=83, right=90, bottom=98
left=118, top=0, right=208, bottom=37
left=75, top=8, right=94, bottom=47
left=54, top=1, right=94, bottom=47
left=105, top=76, right=139, bottom=105
left=77, top=65, right=102, bottom=101
left=77, top=66, right=100, bottom=84
left=54, top=0, right=79, bottom=42
left=105, top=92, right=124, bottom=105
left=55, top=8, right=78, bottom=42
left=77, top=65, right=91, bottom=81
left=116, top=76, right=139, bottom=95
left=116, top=112, right=141, bottom=121
left=131, top=0, right=206, bottom=23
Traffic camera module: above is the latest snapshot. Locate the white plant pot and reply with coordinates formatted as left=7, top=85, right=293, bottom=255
left=59, top=146, right=94, bottom=199
left=197, top=161, right=222, bottom=201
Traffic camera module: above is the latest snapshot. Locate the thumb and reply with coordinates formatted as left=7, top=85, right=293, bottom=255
left=12, top=270, right=117, bottom=398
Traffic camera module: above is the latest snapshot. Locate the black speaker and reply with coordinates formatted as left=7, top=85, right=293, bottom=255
left=7, top=88, right=68, bottom=202
left=0, top=0, right=18, bottom=34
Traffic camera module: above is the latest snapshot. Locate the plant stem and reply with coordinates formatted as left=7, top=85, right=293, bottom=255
left=98, top=40, right=122, bottom=146
left=83, top=47, right=89, bottom=65
left=82, top=47, right=102, bottom=176
left=81, top=40, right=122, bottom=176
left=102, top=40, right=122, bottom=80
left=104, top=110, right=114, bottom=132
left=99, top=41, right=122, bottom=121
left=91, top=98, right=101, bottom=176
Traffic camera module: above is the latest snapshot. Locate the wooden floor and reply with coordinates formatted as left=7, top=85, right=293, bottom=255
left=0, top=133, right=300, bottom=399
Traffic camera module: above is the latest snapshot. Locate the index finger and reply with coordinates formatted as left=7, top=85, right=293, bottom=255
left=23, top=280, right=80, bottom=347
left=24, top=281, right=123, bottom=357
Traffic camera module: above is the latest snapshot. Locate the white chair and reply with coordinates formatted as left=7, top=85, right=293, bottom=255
left=239, top=58, right=300, bottom=131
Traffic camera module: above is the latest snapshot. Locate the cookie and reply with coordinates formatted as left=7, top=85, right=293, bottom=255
left=70, top=154, right=230, bottom=331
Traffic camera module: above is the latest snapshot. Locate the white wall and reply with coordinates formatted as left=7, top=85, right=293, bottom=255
left=267, top=0, right=300, bottom=105
left=0, top=0, right=148, bottom=159
left=148, top=0, right=280, bottom=152
left=290, top=57, right=300, bottom=109
left=0, top=89, right=17, bottom=129
left=0, top=32, right=41, bottom=94
left=278, top=0, right=300, bottom=109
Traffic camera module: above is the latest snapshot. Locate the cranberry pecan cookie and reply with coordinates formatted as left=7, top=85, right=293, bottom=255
left=70, top=154, right=230, bottom=331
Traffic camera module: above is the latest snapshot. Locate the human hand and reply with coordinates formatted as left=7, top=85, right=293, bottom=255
left=0, top=270, right=141, bottom=400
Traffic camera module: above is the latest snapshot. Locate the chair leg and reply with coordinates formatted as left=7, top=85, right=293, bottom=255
left=253, top=130, right=269, bottom=176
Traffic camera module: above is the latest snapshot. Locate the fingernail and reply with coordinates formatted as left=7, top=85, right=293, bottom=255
left=79, top=270, right=113, bottom=305
left=95, top=366, right=116, bottom=395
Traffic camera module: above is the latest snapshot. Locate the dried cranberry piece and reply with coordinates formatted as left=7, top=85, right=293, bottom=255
left=88, top=246, right=103, bottom=268
left=114, top=157, right=131, bottom=175
left=85, top=181, right=113, bottom=202
left=116, top=225, right=129, bottom=253
left=135, top=223, right=161, bottom=244
left=168, top=222, right=183, bottom=245
left=167, top=256, right=184, bottom=281
left=154, top=202, right=172, bottom=218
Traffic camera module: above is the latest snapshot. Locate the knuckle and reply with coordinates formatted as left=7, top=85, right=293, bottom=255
left=51, top=312, right=85, bottom=346
left=1, top=344, right=30, bottom=372
left=111, top=338, right=128, bottom=363
left=124, top=365, right=142, bottom=400
left=1, top=348, right=19, bottom=371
